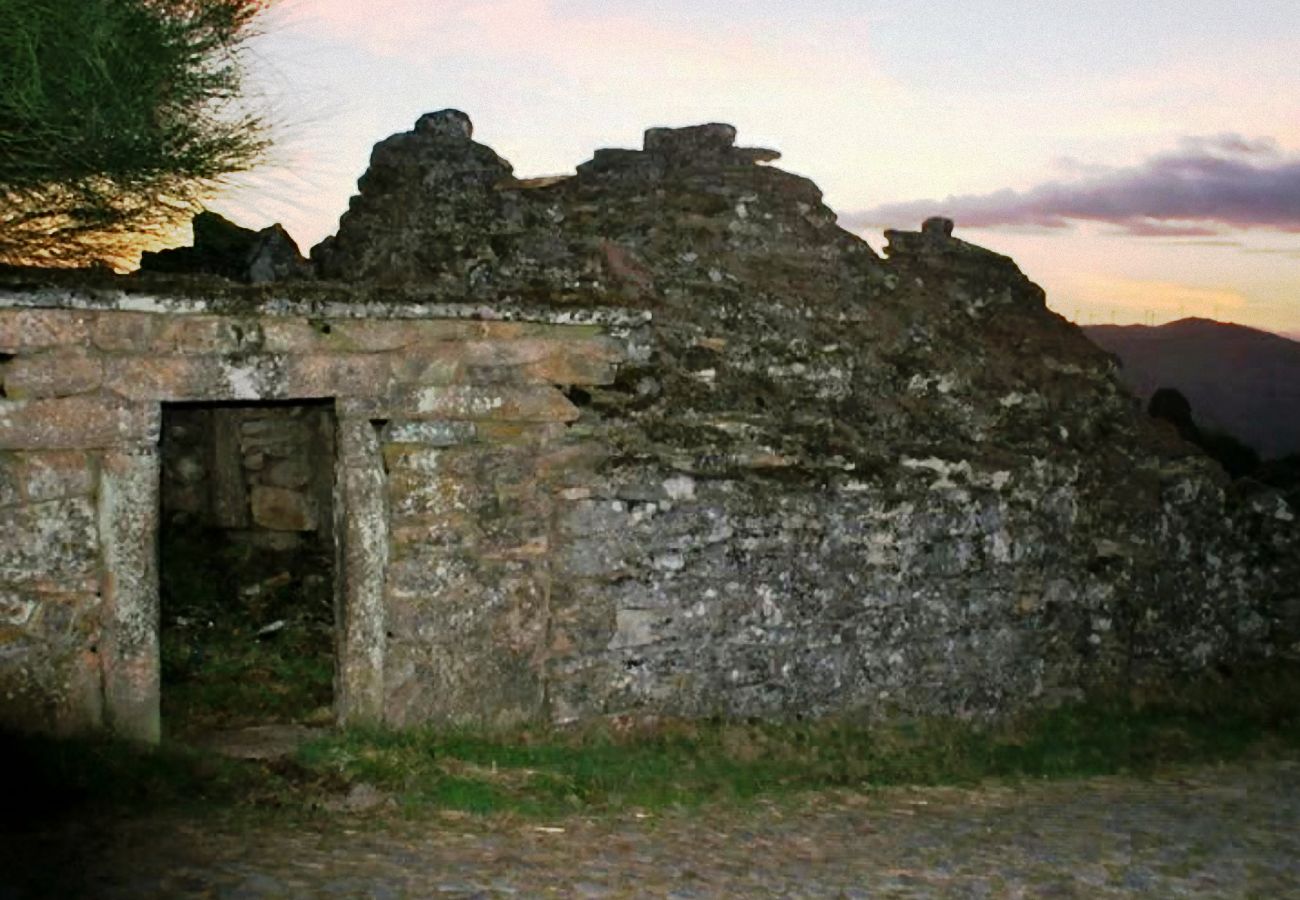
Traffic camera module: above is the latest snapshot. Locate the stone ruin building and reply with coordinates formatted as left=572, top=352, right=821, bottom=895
left=1, top=111, right=1296, bottom=742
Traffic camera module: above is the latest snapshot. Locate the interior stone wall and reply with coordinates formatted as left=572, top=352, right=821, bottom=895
left=160, top=402, right=336, bottom=602
left=162, top=404, right=336, bottom=540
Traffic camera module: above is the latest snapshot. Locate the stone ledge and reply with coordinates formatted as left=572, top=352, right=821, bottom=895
left=0, top=287, right=651, bottom=329
left=342, top=385, right=580, bottom=423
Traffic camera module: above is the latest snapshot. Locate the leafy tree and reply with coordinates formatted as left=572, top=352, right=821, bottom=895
left=0, top=0, right=271, bottom=267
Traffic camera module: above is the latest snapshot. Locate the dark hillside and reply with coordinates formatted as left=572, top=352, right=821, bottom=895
left=1085, top=318, right=1300, bottom=459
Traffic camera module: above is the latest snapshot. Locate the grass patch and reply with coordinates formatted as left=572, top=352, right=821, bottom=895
left=160, top=528, right=334, bottom=736
left=296, top=663, right=1300, bottom=817
left=161, top=622, right=334, bottom=734
left=4, top=663, right=1296, bottom=825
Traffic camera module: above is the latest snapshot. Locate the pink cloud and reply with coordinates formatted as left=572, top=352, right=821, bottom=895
left=846, top=135, right=1300, bottom=237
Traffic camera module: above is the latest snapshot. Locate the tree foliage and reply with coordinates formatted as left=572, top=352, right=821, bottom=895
left=0, top=0, right=271, bottom=266
left=1148, top=386, right=1262, bottom=480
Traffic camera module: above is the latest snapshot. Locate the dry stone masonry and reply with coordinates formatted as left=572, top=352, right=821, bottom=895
left=1, top=111, right=1296, bottom=739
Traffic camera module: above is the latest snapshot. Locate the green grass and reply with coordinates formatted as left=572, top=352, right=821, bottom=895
left=291, top=663, right=1300, bottom=816
left=159, top=528, right=335, bottom=736
left=294, top=685, right=1300, bottom=817
left=161, top=622, right=334, bottom=735
left=5, top=662, right=1297, bottom=824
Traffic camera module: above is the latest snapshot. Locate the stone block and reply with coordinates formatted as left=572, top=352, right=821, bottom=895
left=0, top=639, right=104, bottom=735
left=356, top=384, right=579, bottom=422
left=381, top=420, right=476, bottom=446
left=476, top=321, right=605, bottom=341
left=462, top=339, right=559, bottom=368
left=331, top=319, right=477, bottom=351
left=381, top=559, right=546, bottom=724
left=264, top=456, right=312, bottom=489
left=386, top=465, right=473, bottom=520
left=0, top=497, right=99, bottom=586
left=0, top=397, right=158, bottom=449
left=608, top=608, right=662, bottom=649
left=17, top=450, right=95, bottom=502
left=250, top=485, right=317, bottom=531
left=388, top=347, right=464, bottom=386
left=382, top=638, right=544, bottom=728
left=0, top=588, right=39, bottom=627
left=521, top=351, right=617, bottom=386
left=0, top=453, right=20, bottom=507
left=6, top=588, right=94, bottom=643
left=104, top=355, right=289, bottom=401
left=477, top=496, right=552, bottom=560
left=285, top=353, right=393, bottom=398
left=261, top=319, right=331, bottom=353
left=385, top=551, right=477, bottom=609
left=0, top=309, right=91, bottom=352
left=92, top=312, right=162, bottom=352
left=2, top=353, right=103, bottom=398
left=154, top=315, right=262, bottom=354
left=474, top=421, right=568, bottom=449
left=103, top=356, right=212, bottom=401
left=389, top=514, right=479, bottom=552
left=386, top=338, right=620, bottom=388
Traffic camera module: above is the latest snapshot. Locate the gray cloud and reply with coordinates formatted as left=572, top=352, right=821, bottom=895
left=847, top=134, right=1300, bottom=236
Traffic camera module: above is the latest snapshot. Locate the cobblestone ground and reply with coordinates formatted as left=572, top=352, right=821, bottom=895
left=4, top=761, right=1297, bottom=898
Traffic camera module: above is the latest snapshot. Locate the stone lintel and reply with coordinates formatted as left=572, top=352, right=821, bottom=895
left=99, top=353, right=393, bottom=402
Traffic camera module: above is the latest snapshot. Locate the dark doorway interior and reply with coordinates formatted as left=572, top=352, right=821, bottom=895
left=158, top=400, right=337, bottom=736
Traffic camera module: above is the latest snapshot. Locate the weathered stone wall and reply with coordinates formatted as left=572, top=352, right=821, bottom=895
left=1, top=112, right=1296, bottom=737
left=308, top=112, right=1299, bottom=723
left=0, top=294, right=628, bottom=736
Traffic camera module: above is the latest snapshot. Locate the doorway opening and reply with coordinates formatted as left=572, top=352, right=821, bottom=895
left=158, top=400, right=337, bottom=736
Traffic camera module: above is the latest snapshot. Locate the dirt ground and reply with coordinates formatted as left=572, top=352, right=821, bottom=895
left=3, top=760, right=1297, bottom=898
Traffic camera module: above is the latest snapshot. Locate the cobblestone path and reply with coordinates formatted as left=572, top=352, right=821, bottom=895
left=5, top=761, right=1297, bottom=898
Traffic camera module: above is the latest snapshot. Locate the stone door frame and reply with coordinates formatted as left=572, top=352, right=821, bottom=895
left=101, top=401, right=389, bottom=742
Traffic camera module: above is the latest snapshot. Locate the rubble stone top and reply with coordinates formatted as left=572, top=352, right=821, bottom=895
left=414, top=109, right=474, bottom=140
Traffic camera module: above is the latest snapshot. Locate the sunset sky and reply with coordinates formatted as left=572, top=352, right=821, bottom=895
left=216, top=0, right=1300, bottom=336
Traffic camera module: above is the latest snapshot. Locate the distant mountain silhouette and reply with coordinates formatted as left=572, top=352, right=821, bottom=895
left=1084, top=318, right=1300, bottom=460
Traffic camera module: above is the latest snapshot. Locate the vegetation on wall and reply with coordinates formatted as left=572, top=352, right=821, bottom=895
left=0, top=0, right=271, bottom=267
